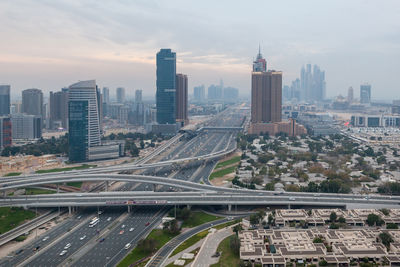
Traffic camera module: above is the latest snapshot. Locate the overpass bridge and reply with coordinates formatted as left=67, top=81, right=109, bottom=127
left=1, top=191, right=399, bottom=210
left=197, top=126, right=243, bottom=132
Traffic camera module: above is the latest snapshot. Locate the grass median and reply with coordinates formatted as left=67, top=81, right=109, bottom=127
left=117, top=229, right=178, bottom=267
left=181, top=212, right=222, bottom=228
left=25, top=187, right=56, bottom=195
left=215, top=156, right=241, bottom=169
left=0, top=207, right=36, bottom=234
left=210, top=235, right=240, bottom=267
left=209, top=165, right=237, bottom=180
left=3, top=172, right=22, bottom=177
left=35, top=164, right=96, bottom=174
left=170, top=229, right=209, bottom=257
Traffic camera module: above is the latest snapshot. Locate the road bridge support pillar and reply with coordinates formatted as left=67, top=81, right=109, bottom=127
left=57, top=184, right=59, bottom=193
left=153, top=184, right=156, bottom=192
left=228, top=204, right=232, bottom=212
left=186, top=205, right=191, bottom=210
left=68, top=206, right=71, bottom=214
left=288, top=204, right=291, bottom=209
left=105, top=181, right=109, bottom=191
left=2, top=191, right=5, bottom=198
left=127, top=205, right=131, bottom=213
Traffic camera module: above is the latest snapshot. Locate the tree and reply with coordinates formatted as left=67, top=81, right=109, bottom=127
left=338, top=217, right=346, bottom=224
left=313, top=237, right=324, bottom=243
left=267, top=214, right=274, bottom=225
left=387, top=223, right=399, bottom=229
left=250, top=214, right=259, bottom=225
left=163, top=219, right=180, bottom=234
left=379, top=232, right=393, bottom=247
left=367, top=213, right=382, bottom=226
left=138, top=238, right=159, bottom=253
left=319, top=260, right=328, bottom=266
left=330, top=211, right=337, bottom=222
left=329, top=223, right=339, bottom=229
left=229, top=235, right=240, bottom=256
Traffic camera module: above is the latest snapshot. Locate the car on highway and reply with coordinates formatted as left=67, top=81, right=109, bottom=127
left=99, top=238, right=105, bottom=243
left=145, top=222, right=150, bottom=226
left=64, top=243, right=71, bottom=249
left=59, top=250, right=67, bottom=256
left=124, top=243, right=131, bottom=250
left=119, top=230, right=124, bottom=235
left=107, top=217, right=112, bottom=221
left=77, top=215, right=82, bottom=219
left=33, top=246, right=40, bottom=251
left=80, top=235, right=86, bottom=240
left=42, top=236, right=49, bottom=241
left=129, top=227, right=134, bottom=232
left=121, top=224, right=125, bottom=228
left=289, top=197, right=295, bottom=201
left=16, top=249, right=24, bottom=255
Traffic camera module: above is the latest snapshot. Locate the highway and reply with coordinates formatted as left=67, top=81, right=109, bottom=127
left=0, top=107, right=247, bottom=266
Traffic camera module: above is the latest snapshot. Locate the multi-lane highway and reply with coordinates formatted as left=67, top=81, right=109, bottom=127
left=0, top=107, right=247, bottom=266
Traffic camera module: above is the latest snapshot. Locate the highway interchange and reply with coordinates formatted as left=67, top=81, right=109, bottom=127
left=0, top=107, right=246, bottom=267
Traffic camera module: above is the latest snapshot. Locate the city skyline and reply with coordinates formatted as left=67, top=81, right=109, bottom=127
left=0, top=1, right=399, bottom=100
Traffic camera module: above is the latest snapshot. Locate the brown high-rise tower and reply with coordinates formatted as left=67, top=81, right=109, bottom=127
left=175, top=73, right=188, bottom=126
left=251, top=71, right=282, bottom=124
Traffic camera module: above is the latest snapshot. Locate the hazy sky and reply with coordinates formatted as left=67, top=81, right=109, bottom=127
left=0, top=0, right=399, bottom=100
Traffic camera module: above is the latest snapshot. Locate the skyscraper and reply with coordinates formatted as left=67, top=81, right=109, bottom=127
left=103, top=87, right=110, bottom=103
left=193, top=85, right=205, bottom=102
left=68, top=80, right=101, bottom=162
left=176, top=73, right=188, bottom=126
left=22, top=88, right=43, bottom=117
left=251, top=48, right=282, bottom=123
left=347, top=87, right=354, bottom=103
left=135, top=89, right=142, bottom=103
left=116, top=87, right=125, bottom=103
left=0, top=85, right=10, bottom=116
left=49, top=88, right=69, bottom=130
left=360, top=83, right=371, bottom=104
left=251, top=71, right=282, bottom=123
left=156, top=49, right=176, bottom=124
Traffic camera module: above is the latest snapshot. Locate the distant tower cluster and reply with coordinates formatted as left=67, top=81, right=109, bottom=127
left=300, top=64, right=326, bottom=102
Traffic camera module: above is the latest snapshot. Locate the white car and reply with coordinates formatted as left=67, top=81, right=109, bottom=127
left=80, top=235, right=86, bottom=240
left=124, top=243, right=131, bottom=250
left=59, top=250, right=67, bottom=256
left=42, top=236, right=49, bottom=241
left=121, top=224, right=125, bottom=228
left=107, top=217, right=112, bottom=222
left=64, top=243, right=71, bottom=249
left=129, top=228, right=134, bottom=232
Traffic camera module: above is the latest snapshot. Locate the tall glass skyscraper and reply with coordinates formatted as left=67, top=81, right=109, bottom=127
left=156, top=49, right=176, bottom=124
left=68, top=80, right=101, bottom=162
left=0, top=85, right=10, bottom=116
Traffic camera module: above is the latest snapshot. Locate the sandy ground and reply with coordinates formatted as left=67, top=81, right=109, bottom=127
left=210, top=173, right=235, bottom=187
left=0, top=212, right=71, bottom=258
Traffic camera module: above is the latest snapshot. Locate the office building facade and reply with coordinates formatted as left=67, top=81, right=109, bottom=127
left=0, top=85, right=10, bottom=116
left=135, top=89, right=142, bottom=103
left=68, top=80, right=101, bottom=162
left=223, top=87, right=239, bottom=101
left=22, top=88, right=43, bottom=117
left=251, top=71, right=282, bottom=123
left=116, top=87, right=125, bottom=104
left=103, top=87, right=110, bottom=103
left=156, top=49, right=176, bottom=124
left=360, top=83, right=371, bottom=104
left=11, top=113, right=41, bottom=139
left=176, top=73, right=188, bottom=126
left=49, top=88, right=69, bottom=130
left=208, top=84, right=223, bottom=100
left=0, top=117, right=12, bottom=150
